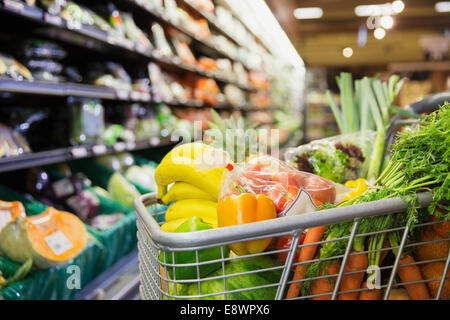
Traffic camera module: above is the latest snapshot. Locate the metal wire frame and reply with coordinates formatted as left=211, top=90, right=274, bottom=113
left=135, top=193, right=449, bottom=300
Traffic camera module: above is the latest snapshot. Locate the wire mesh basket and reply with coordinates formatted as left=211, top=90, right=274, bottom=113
left=135, top=191, right=449, bottom=300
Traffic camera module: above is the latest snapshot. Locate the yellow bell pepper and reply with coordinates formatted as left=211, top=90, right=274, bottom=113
left=217, top=193, right=277, bottom=256
left=342, top=178, right=369, bottom=202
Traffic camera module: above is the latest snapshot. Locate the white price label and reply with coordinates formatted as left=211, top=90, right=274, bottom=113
left=116, top=90, right=129, bottom=100
left=92, top=144, right=107, bottom=155
left=140, top=92, right=151, bottom=102
left=130, top=91, right=141, bottom=101
left=71, top=147, right=88, bottom=158
left=150, top=137, right=160, bottom=146
left=4, top=0, right=24, bottom=12
left=45, top=231, right=73, bottom=256
left=113, top=142, right=126, bottom=152
left=44, top=13, right=63, bottom=26
left=126, top=141, right=136, bottom=150
left=0, top=209, right=12, bottom=230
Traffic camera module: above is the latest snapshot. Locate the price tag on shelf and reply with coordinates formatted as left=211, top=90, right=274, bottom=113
left=113, top=142, right=126, bottom=152
left=66, top=18, right=81, bottom=30
left=150, top=137, right=160, bottom=146
left=126, top=141, right=136, bottom=150
left=44, top=13, right=63, bottom=27
left=130, top=91, right=141, bottom=101
left=3, top=0, right=24, bottom=13
left=140, top=92, right=151, bottom=102
left=0, top=209, right=12, bottom=231
left=92, top=144, right=107, bottom=155
left=45, top=231, right=73, bottom=256
left=71, top=147, right=88, bottom=158
left=116, top=90, right=129, bottom=100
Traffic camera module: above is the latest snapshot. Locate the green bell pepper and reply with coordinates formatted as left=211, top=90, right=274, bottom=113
left=158, top=216, right=229, bottom=280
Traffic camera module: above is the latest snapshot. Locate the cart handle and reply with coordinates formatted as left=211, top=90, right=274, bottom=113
left=134, top=192, right=433, bottom=249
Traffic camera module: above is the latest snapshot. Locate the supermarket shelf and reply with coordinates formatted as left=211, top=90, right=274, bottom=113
left=75, top=249, right=140, bottom=300
left=0, top=137, right=176, bottom=173
left=182, top=0, right=248, bottom=50
left=124, top=0, right=249, bottom=69
left=0, top=1, right=257, bottom=93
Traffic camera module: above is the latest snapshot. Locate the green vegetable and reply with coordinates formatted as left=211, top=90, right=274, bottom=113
left=158, top=217, right=229, bottom=280
left=300, top=103, right=450, bottom=296
left=0, top=259, right=32, bottom=289
left=107, top=172, right=140, bottom=208
left=326, top=73, right=410, bottom=180
left=173, top=255, right=282, bottom=300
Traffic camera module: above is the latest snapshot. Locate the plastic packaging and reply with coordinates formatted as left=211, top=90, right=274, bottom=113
left=284, top=130, right=377, bottom=184
left=0, top=125, right=31, bottom=158
left=0, top=53, right=33, bottom=81
left=219, top=155, right=337, bottom=216
left=69, top=99, right=105, bottom=145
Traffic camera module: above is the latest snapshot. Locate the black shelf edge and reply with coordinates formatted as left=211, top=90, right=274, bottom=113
left=0, top=78, right=273, bottom=111
left=0, top=137, right=176, bottom=173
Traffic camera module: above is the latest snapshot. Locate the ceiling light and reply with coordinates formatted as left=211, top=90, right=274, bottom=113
left=392, top=1, right=405, bottom=13
left=374, top=28, right=386, bottom=39
left=343, top=47, right=353, bottom=58
left=293, top=7, right=323, bottom=19
left=380, top=15, right=394, bottom=29
left=355, top=4, right=393, bottom=17
left=435, top=2, right=450, bottom=12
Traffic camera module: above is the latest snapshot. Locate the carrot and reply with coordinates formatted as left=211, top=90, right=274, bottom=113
left=337, top=251, right=368, bottom=300
left=311, top=261, right=341, bottom=300
left=286, top=225, right=327, bottom=299
left=397, top=255, right=431, bottom=300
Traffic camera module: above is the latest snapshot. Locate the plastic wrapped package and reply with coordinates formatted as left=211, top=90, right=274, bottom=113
left=0, top=185, right=104, bottom=299
left=0, top=125, right=31, bottom=158
left=122, top=12, right=152, bottom=49
left=171, top=36, right=197, bottom=65
left=69, top=99, right=105, bottom=145
left=224, top=84, right=245, bottom=106
left=148, top=63, right=173, bottom=102
left=16, top=39, right=67, bottom=60
left=0, top=53, right=33, bottom=81
left=88, top=62, right=132, bottom=92
left=219, top=155, right=337, bottom=217
left=39, top=0, right=67, bottom=16
left=151, top=23, right=173, bottom=57
left=284, top=131, right=377, bottom=184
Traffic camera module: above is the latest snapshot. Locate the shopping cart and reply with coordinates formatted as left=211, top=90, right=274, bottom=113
left=135, top=93, right=450, bottom=300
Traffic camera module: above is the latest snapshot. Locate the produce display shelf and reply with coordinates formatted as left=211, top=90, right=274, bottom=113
left=181, top=0, right=249, bottom=51
left=0, top=1, right=259, bottom=93
left=0, top=137, right=176, bottom=173
left=0, top=78, right=274, bottom=111
left=124, top=0, right=251, bottom=70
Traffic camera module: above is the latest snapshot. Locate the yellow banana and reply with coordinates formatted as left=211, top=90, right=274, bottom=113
left=165, top=199, right=218, bottom=226
left=155, top=142, right=230, bottom=199
left=161, top=182, right=217, bottom=205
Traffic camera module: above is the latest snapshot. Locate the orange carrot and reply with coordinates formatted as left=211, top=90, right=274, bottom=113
left=286, top=225, right=327, bottom=299
left=397, top=255, right=431, bottom=300
left=338, top=251, right=368, bottom=300
left=311, top=261, right=341, bottom=300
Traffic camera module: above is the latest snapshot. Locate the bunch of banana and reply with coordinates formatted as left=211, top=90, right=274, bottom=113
left=156, top=142, right=231, bottom=232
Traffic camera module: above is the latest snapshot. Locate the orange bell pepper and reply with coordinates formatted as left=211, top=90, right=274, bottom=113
left=217, top=192, right=277, bottom=256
